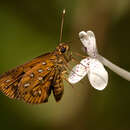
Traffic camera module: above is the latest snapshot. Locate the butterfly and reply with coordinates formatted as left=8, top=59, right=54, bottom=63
left=0, top=43, right=71, bottom=104
left=0, top=9, right=72, bottom=104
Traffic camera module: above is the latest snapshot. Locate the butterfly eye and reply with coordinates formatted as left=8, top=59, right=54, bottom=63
left=60, top=47, right=66, bottom=53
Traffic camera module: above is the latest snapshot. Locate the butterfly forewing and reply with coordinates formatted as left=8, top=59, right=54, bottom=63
left=0, top=66, right=25, bottom=99
left=18, top=55, right=55, bottom=94
left=0, top=53, right=55, bottom=102
left=22, top=68, right=55, bottom=104
left=0, top=53, right=51, bottom=87
left=19, top=60, right=56, bottom=104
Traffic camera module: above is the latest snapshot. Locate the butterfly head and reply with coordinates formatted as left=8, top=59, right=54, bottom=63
left=55, top=43, right=69, bottom=55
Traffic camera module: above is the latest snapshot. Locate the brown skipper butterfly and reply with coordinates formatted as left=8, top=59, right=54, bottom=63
left=0, top=9, right=72, bottom=104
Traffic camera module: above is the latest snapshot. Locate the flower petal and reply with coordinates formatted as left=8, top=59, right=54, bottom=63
left=68, top=58, right=90, bottom=84
left=68, top=64, right=87, bottom=84
left=88, top=59, right=108, bottom=90
left=79, top=31, right=98, bottom=57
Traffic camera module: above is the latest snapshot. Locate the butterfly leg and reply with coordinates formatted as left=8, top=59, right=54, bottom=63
left=71, top=57, right=88, bottom=69
left=63, top=77, right=74, bottom=88
left=72, top=52, right=86, bottom=58
left=62, top=51, right=87, bottom=68
left=61, top=71, right=74, bottom=88
left=58, top=57, right=84, bottom=77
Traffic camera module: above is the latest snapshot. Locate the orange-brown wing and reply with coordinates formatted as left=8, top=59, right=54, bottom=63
left=18, top=58, right=56, bottom=104
left=20, top=67, right=55, bottom=104
left=0, top=65, right=25, bottom=99
left=52, top=71, right=64, bottom=102
left=0, top=53, right=54, bottom=100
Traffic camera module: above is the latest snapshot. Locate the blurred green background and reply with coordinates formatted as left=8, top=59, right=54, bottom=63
left=0, top=0, right=130, bottom=130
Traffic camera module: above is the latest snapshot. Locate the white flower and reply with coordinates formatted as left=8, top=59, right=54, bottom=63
left=68, top=30, right=130, bottom=90
left=69, top=31, right=108, bottom=90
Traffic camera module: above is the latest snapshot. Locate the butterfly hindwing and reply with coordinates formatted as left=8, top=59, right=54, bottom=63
left=52, top=70, right=64, bottom=102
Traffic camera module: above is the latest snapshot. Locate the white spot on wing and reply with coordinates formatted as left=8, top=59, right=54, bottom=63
left=42, top=62, right=46, bottom=65
left=24, top=83, right=30, bottom=87
left=38, top=69, right=43, bottom=73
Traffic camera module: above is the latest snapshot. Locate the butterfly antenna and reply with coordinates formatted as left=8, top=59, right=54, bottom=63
left=59, top=9, right=66, bottom=43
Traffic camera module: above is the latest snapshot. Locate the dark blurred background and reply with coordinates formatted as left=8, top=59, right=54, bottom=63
left=0, top=0, right=130, bottom=130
